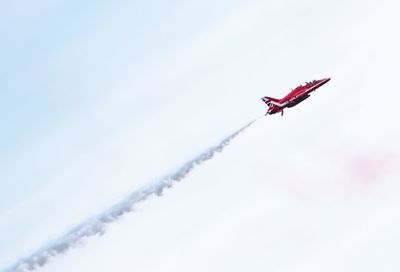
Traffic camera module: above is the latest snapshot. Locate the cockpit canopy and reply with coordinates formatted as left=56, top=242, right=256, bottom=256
left=305, top=79, right=317, bottom=85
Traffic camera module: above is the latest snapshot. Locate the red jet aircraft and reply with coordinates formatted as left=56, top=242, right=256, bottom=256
left=262, top=77, right=331, bottom=116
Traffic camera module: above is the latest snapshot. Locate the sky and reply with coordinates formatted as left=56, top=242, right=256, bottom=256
left=1, top=0, right=400, bottom=271
left=0, top=0, right=244, bottom=208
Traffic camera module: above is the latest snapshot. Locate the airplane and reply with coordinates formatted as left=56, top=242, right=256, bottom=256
left=261, top=77, right=331, bottom=116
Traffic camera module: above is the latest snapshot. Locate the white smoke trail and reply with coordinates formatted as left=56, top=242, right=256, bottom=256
left=4, top=119, right=258, bottom=272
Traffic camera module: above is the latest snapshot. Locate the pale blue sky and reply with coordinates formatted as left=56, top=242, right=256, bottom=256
left=0, top=0, right=243, bottom=152
left=2, top=0, right=400, bottom=270
left=0, top=0, right=242, bottom=210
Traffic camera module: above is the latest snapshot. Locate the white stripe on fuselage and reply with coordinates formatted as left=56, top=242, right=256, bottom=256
left=286, top=80, right=325, bottom=103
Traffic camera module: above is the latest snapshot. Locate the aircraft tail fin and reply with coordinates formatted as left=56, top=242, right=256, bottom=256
left=261, top=96, right=280, bottom=105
